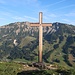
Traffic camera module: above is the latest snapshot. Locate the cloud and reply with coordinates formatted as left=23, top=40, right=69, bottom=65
left=12, top=15, right=38, bottom=21
left=10, top=0, right=38, bottom=6
left=62, top=19, right=70, bottom=22
left=0, top=0, right=39, bottom=8
left=53, top=4, right=75, bottom=11
left=25, top=0, right=37, bottom=4
left=48, top=13, right=57, bottom=18
left=1, top=12, right=12, bottom=16
left=12, top=16, right=25, bottom=20
left=65, top=12, right=75, bottom=17
left=0, top=18, right=5, bottom=20
left=62, top=19, right=75, bottom=25
left=43, top=13, right=57, bottom=20
left=43, top=16, right=49, bottom=20
left=0, top=0, right=6, bottom=4
left=45, top=0, right=66, bottom=7
left=24, top=16, right=38, bottom=21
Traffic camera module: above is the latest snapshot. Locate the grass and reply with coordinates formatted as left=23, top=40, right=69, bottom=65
left=0, top=41, right=2, bottom=46
left=13, top=58, right=30, bottom=63
left=47, top=34, right=75, bottom=69
left=13, top=57, right=39, bottom=64
left=68, top=54, right=75, bottom=68
left=0, top=61, right=75, bottom=75
left=43, top=40, right=53, bottom=54
left=48, top=36, right=71, bottom=68
left=70, top=42, right=75, bottom=46
left=19, top=36, right=36, bottom=48
left=0, top=62, right=23, bottom=75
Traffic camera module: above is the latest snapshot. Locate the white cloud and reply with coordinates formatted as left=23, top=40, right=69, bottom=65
left=1, top=12, right=12, bottom=16
left=43, top=12, right=57, bottom=20
left=53, top=4, right=75, bottom=11
left=62, top=19, right=75, bottom=25
left=12, top=15, right=38, bottom=21
left=65, top=12, right=75, bottom=17
left=0, top=11, right=13, bottom=17
left=25, top=0, right=37, bottom=4
left=48, top=14, right=57, bottom=18
left=43, top=16, right=49, bottom=20
left=0, top=18, right=5, bottom=20
left=24, top=16, right=38, bottom=21
left=62, top=19, right=70, bottom=22
left=0, top=0, right=6, bottom=4
left=45, top=0, right=66, bottom=7
left=12, top=16, right=25, bottom=20
left=10, top=0, right=38, bottom=6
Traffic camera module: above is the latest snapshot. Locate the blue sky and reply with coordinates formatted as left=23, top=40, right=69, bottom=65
left=0, top=0, right=75, bottom=26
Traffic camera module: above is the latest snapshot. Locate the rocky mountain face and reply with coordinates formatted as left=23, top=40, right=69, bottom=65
left=0, top=22, right=53, bottom=39
left=0, top=21, right=75, bottom=68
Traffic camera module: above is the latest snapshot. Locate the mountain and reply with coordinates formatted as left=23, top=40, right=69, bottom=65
left=0, top=21, right=75, bottom=68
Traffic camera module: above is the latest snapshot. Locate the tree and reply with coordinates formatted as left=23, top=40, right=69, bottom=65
left=59, top=35, right=64, bottom=43
left=53, top=44, right=59, bottom=49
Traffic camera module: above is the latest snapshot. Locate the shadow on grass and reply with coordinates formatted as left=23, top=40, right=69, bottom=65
left=17, top=70, right=41, bottom=75
left=17, top=69, right=71, bottom=75
left=17, top=70, right=52, bottom=75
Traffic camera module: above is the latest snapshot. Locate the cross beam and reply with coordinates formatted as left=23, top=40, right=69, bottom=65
left=30, top=23, right=52, bottom=26
left=30, top=12, right=52, bottom=63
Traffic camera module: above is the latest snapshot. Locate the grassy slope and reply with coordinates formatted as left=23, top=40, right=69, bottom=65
left=0, top=41, right=2, bottom=46
left=68, top=54, right=75, bottom=67
left=0, top=62, right=75, bottom=75
left=48, top=35, right=71, bottom=68
left=19, top=36, right=36, bottom=48
left=68, top=42, right=75, bottom=68
left=13, top=35, right=74, bottom=68
left=43, top=40, right=53, bottom=54
left=0, top=62, right=23, bottom=75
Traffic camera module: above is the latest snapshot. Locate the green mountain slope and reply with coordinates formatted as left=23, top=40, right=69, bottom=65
left=0, top=22, right=75, bottom=68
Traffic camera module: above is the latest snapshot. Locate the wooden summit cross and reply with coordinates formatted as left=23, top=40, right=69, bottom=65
left=30, top=12, right=52, bottom=63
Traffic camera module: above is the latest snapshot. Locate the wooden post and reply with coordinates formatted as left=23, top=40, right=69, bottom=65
left=39, top=12, right=43, bottom=63
left=30, top=12, right=52, bottom=63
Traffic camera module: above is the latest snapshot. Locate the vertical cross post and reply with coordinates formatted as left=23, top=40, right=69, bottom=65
left=30, top=12, right=52, bottom=63
left=39, top=12, right=43, bottom=62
